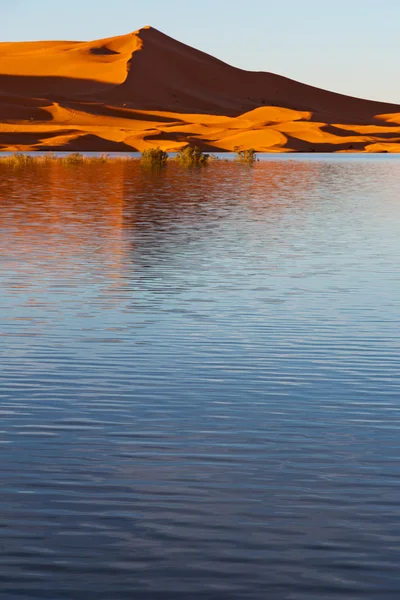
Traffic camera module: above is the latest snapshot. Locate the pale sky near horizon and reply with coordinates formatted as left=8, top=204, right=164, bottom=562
left=3, top=0, right=399, bottom=103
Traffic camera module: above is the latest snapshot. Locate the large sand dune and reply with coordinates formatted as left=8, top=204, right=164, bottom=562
left=1, top=26, right=400, bottom=152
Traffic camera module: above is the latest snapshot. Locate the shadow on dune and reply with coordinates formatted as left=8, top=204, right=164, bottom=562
left=98, top=26, right=400, bottom=122
left=284, top=134, right=367, bottom=153
left=42, top=134, right=137, bottom=152
left=0, top=98, right=53, bottom=122
left=0, top=129, right=81, bottom=147
left=90, top=46, right=120, bottom=56
left=0, top=74, right=116, bottom=100
left=321, top=124, right=400, bottom=140
left=322, top=125, right=363, bottom=137
left=61, top=101, right=185, bottom=123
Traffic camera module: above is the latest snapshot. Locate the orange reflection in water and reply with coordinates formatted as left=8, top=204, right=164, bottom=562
left=0, top=159, right=328, bottom=294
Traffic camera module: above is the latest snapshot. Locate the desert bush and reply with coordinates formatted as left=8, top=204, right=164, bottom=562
left=1, top=152, right=35, bottom=166
left=234, top=148, right=257, bottom=164
left=0, top=152, right=61, bottom=166
left=141, top=147, right=168, bottom=168
left=64, top=152, right=85, bottom=165
left=176, top=145, right=209, bottom=166
left=41, top=152, right=56, bottom=163
left=94, top=153, right=110, bottom=163
left=0, top=152, right=140, bottom=166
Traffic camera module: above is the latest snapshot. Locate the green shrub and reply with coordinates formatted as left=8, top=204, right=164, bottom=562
left=234, top=148, right=257, bottom=164
left=176, top=145, right=209, bottom=166
left=141, top=147, right=168, bottom=168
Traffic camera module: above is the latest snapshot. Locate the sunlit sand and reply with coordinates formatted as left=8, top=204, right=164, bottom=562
left=1, top=26, right=400, bottom=152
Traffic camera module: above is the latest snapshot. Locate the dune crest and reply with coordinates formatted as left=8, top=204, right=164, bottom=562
left=1, top=27, right=400, bottom=152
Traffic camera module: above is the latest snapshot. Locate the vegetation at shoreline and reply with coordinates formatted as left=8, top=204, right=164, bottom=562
left=234, top=148, right=258, bottom=164
left=141, top=147, right=169, bottom=168
left=176, top=146, right=210, bottom=166
left=0, top=152, right=131, bottom=166
left=0, top=148, right=258, bottom=168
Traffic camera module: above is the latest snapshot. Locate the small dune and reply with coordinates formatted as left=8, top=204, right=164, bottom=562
left=1, top=26, right=400, bottom=152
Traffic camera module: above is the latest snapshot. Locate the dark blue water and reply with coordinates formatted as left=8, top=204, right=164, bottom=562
left=1, top=158, right=400, bottom=599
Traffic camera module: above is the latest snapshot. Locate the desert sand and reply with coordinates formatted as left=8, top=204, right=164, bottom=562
left=1, top=26, right=400, bottom=153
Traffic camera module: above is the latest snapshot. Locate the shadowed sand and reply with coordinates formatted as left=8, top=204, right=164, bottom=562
left=1, top=26, right=400, bottom=153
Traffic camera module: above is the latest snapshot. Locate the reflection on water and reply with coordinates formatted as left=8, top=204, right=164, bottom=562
left=1, top=159, right=400, bottom=599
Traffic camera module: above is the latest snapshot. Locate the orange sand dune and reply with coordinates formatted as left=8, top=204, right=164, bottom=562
left=1, top=26, right=400, bottom=153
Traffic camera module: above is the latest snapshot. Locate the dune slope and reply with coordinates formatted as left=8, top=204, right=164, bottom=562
left=1, top=26, right=400, bottom=152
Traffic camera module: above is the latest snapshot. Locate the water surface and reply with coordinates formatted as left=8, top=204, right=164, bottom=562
left=1, top=158, right=400, bottom=599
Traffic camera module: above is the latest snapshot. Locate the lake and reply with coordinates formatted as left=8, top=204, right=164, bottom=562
left=1, top=156, right=400, bottom=599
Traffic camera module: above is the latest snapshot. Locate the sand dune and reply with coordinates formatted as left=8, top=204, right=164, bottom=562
left=1, top=26, right=400, bottom=152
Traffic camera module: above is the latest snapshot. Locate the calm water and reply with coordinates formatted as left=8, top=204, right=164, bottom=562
left=1, top=157, right=400, bottom=600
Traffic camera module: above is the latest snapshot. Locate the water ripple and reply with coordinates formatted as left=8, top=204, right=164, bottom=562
left=1, top=158, right=400, bottom=599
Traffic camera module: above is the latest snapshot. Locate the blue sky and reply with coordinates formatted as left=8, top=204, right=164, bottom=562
left=3, top=0, right=399, bottom=103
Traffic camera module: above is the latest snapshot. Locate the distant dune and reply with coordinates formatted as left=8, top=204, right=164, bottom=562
left=1, top=26, right=400, bottom=152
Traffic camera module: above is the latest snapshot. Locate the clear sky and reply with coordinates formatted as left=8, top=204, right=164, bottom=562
left=3, top=0, right=399, bottom=103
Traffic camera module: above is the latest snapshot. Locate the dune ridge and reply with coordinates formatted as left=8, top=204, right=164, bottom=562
left=1, top=26, right=400, bottom=153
